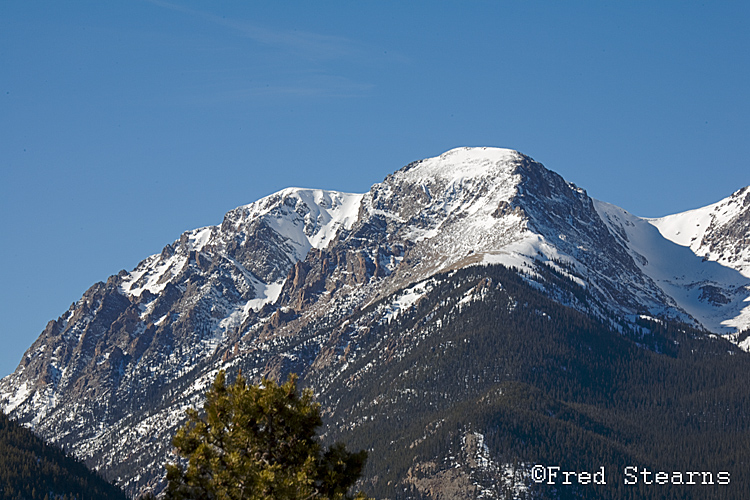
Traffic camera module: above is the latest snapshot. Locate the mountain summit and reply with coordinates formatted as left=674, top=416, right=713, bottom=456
left=2, top=147, right=749, bottom=497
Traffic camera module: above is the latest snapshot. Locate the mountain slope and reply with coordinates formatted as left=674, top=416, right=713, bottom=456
left=650, top=186, right=750, bottom=276
left=595, top=199, right=750, bottom=334
left=1, top=147, right=749, bottom=498
left=0, top=410, right=127, bottom=500
left=312, top=264, right=750, bottom=500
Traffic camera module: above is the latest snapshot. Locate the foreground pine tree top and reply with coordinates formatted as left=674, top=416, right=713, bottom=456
left=165, top=370, right=371, bottom=500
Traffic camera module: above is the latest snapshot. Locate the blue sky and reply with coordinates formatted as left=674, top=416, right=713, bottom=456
left=1, top=1, right=748, bottom=377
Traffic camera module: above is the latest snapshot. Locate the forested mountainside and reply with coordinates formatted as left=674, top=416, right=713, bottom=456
left=313, top=264, right=750, bottom=499
left=1, top=147, right=748, bottom=498
left=0, top=410, right=127, bottom=500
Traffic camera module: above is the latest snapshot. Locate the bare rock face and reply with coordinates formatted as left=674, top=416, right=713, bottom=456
left=1, top=147, right=748, bottom=497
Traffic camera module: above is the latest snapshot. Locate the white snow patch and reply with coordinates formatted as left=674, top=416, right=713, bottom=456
left=188, top=227, right=213, bottom=252
left=245, top=281, right=285, bottom=313
left=120, top=253, right=186, bottom=298
left=2, top=380, right=32, bottom=413
left=244, top=188, right=364, bottom=261
left=382, top=279, right=436, bottom=322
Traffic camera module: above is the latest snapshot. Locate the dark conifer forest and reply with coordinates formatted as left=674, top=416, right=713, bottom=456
left=0, top=410, right=127, bottom=500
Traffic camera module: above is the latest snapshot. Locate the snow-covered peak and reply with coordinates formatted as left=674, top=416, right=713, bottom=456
left=397, top=147, right=521, bottom=184
left=648, top=186, right=750, bottom=277
left=355, top=148, right=527, bottom=257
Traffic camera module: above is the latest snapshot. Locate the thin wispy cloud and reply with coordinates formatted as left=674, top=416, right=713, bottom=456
left=143, top=0, right=391, bottom=104
left=145, top=0, right=371, bottom=61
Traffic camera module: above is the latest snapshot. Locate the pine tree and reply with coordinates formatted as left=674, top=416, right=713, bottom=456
left=165, top=371, right=370, bottom=500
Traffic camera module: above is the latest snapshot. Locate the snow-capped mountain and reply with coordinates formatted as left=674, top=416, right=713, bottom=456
left=329, top=147, right=750, bottom=331
left=1, top=147, right=749, bottom=497
left=650, top=186, right=750, bottom=275
left=596, top=193, right=750, bottom=335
